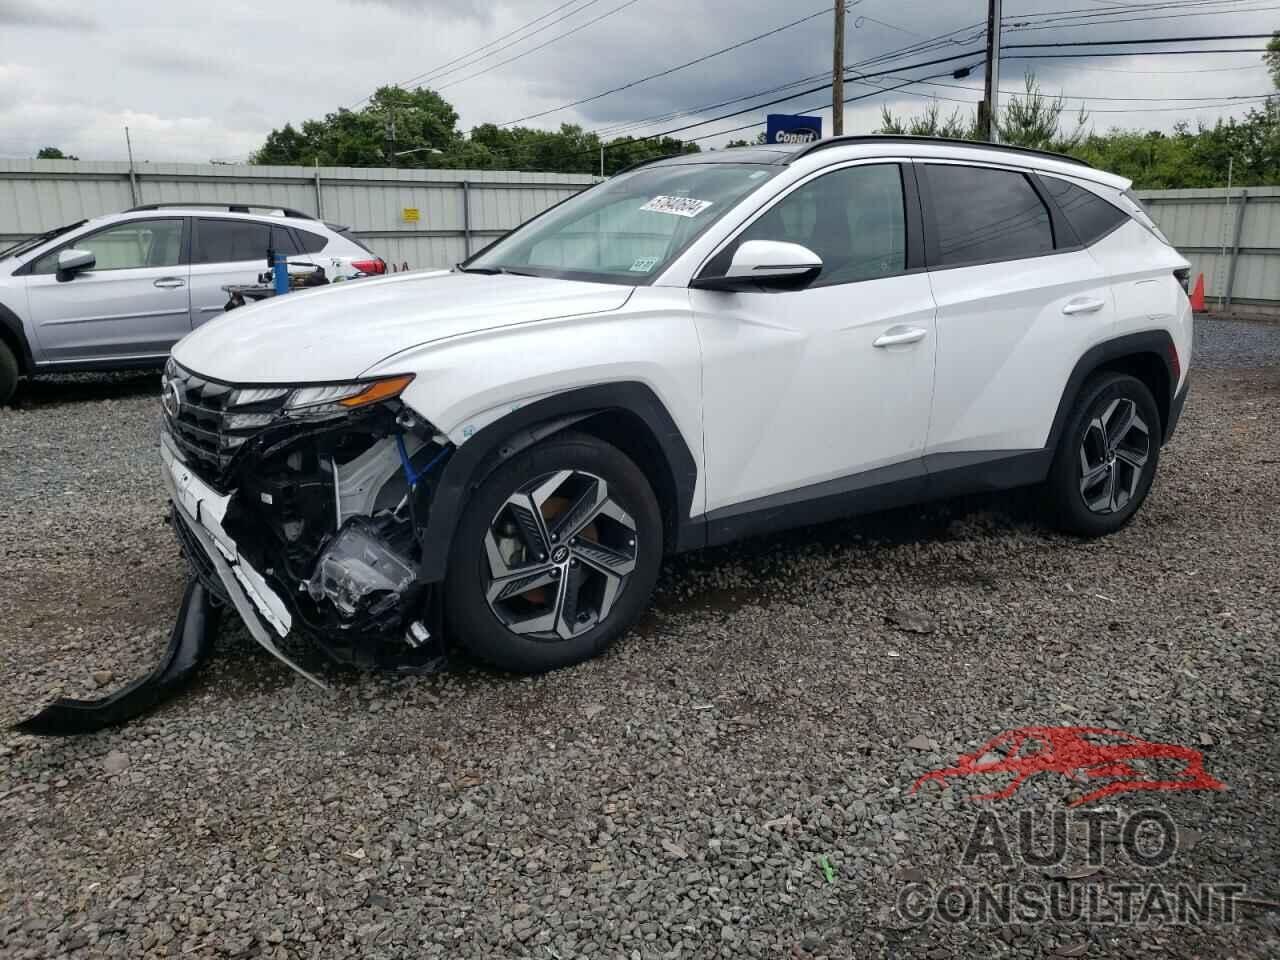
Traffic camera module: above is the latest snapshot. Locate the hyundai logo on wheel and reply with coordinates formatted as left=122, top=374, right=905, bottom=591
left=766, top=113, right=822, bottom=145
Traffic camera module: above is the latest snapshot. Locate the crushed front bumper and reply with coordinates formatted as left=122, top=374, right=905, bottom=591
left=162, top=434, right=328, bottom=689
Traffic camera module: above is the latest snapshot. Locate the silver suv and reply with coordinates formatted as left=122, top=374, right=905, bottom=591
left=0, top=203, right=385, bottom=402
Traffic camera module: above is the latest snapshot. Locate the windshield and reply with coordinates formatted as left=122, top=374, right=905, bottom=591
left=0, top=220, right=87, bottom=261
left=465, top=163, right=779, bottom=284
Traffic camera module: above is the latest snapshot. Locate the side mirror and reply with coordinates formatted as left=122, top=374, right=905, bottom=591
left=691, top=240, right=822, bottom=292
left=56, top=248, right=95, bottom=281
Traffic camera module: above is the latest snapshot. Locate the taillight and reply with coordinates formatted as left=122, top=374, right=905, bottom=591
left=1174, top=267, right=1190, bottom=294
left=352, top=258, right=386, bottom=275
left=1168, top=341, right=1181, bottom=382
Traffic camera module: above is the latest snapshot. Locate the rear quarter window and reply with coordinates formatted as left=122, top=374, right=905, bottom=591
left=1042, top=177, right=1130, bottom=246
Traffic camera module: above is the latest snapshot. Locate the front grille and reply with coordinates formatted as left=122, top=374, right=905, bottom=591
left=162, top=360, right=289, bottom=487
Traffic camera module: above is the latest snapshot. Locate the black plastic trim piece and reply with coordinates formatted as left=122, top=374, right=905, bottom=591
left=32, top=355, right=168, bottom=374
left=1027, top=171, right=1080, bottom=250
left=0, top=300, right=33, bottom=372
left=1045, top=329, right=1178, bottom=452
left=704, top=458, right=927, bottom=546
left=12, top=579, right=218, bottom=736
left=702, top=448, right=1055, bottom=547
left=415, top=383, right=701, bottom=582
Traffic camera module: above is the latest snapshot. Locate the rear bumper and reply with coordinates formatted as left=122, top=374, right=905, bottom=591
left=1165, top=374, right=1190, bottom=444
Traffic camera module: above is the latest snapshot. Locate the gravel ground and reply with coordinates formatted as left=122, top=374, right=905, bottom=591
left=1, top=318, right=1277, bottom=958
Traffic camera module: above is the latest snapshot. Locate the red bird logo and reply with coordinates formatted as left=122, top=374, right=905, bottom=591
left=912, top=726, right=1225, bottom=807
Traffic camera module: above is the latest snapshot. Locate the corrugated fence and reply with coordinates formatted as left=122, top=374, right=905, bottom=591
left=1134, top=186, right=1280, bottom=311
left=0, top=159, right=601, bottom=271
left=1, top=160, right=1276, bottom=308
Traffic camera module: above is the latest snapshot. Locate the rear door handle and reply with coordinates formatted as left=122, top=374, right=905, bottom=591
left=154, top=277, right=186, bottom=289
left=873, top=326, right=928, bottom=348
left=1062, top=297, right=1105, bottom=315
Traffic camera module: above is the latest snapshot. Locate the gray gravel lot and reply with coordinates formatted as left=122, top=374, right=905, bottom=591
left=1, top=318, right=1277, bottom=959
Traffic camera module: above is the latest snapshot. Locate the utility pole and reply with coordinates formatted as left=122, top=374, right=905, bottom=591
left=124, top=126, right=139, bottom=206
left=385, top=110, right=396, bottom=167
left=981, top=0, right=1002, bottom=142
left=832, top=0, right=845, bottom=136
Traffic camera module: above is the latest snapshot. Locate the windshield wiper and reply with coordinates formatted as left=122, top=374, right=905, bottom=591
left=454, top=265, right=537, bottom=277
left=0, top=219, right=87, bottom=260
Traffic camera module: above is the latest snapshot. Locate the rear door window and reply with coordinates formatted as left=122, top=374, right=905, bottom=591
left=1042, top=177, right=1129, bottom=246
left=193, top=219, right=300, bottom=264
left=923, top=164, right=1054, bottom=267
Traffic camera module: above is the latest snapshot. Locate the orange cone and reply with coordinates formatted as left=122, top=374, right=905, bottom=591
left=1189, top=272, right=1205, bottom=312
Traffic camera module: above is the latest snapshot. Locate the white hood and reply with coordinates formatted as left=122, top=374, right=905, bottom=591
left=171, top=270, right=634, bottom=383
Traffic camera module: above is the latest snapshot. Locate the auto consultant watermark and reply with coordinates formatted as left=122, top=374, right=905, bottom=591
left=896, top=808, right=1248, bottom=926
left=894, top=726, right=1260, bottom=928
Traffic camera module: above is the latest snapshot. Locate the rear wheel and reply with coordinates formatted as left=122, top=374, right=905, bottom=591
left=0, top=342, right=18, bottom=405
left=1046, top=372, right=1161, bottom=537
left=444, top=431, right=662, bottom=673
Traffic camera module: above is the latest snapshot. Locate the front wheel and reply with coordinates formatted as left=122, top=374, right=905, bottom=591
left=1046, top=371, right=1161, bottom=537
left=444, top=431, right=663, bottom=673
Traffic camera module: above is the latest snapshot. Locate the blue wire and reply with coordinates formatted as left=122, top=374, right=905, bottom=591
left=396, top=435, right=451, bottom=489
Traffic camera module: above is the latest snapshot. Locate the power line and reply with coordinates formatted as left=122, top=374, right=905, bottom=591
left=593, top=19, right=985, bottom=139
left=435, top=0, right=644, bottom=91
left=1004, top=3, right=1280, bottom=32
left=908, top=75, right=1278, bottom=102
left=350, top=0, right=598, bottom=107
left=597, top=48, right=986, bottom=150
left=1006, top=47, right=1269, bottom=59
left=498, top=5, right=836, bottom=127
left=1003, top=32, right=1275, bottom=49
left=399, top=0, right=607, bottom=89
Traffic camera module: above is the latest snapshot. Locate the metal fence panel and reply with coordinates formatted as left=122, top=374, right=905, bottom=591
left=2, top=162, right=1276, bottom=306
left=1136, top=186, right=1280, bottom=307
left=0, top=160, right=600, bottom=272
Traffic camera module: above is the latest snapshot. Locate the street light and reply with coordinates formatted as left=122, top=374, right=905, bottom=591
left=393, top=147, right=443, bottom=158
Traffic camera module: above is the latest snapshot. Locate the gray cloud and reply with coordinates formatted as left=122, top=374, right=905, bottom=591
left=0, top=0, right=1272, bottom=163
left=0, top=0, right=97, bottom=30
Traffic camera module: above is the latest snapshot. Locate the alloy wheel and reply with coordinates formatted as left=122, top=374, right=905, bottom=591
left=483, top=470, right=638, bottom=640
left=1078, top=397, right=1150, bottom=514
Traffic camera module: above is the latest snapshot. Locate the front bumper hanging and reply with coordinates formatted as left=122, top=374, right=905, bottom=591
left=13, top=580, right=218, bottom=736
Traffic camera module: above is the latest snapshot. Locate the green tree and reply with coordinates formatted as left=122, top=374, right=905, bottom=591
left=251, top=86, right=462, bottom=166
left=1266, top=31, right=1279, bottom=88
left=36, top=146, right=78, bottom=160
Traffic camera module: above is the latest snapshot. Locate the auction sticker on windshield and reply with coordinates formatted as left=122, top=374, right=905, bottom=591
left=640, top=196, right=713, bottom=218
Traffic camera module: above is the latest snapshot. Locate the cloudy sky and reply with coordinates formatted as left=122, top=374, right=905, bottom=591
left=0, top=0, right=1274, bottom=163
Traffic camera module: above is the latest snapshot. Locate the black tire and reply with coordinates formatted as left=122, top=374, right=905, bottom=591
left=1046, top=371, right=1161, bottom=537
left=0, top=341, right=18, bottom=406
left=444, top=430, right=663, bottom=673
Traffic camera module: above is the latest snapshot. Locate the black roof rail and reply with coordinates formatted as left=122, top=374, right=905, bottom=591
left=125, top=202, right=318, bottom=220
left=790, top=135, right=1092, bottom=169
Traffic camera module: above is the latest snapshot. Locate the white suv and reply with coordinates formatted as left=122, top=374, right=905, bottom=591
left=0, top=203, right=385, bottom=402
left=160, top=137, right=1192, bottom=680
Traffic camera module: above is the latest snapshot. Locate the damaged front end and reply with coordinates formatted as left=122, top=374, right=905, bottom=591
left=162, top=360, right=452, bottom=679
left=16, top=361, right=454, bottom=735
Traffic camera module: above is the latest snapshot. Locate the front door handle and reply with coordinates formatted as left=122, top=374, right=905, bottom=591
left=154, top=277, right=186, bottom=289
left=1062, top=297, right=1105, bottom=315
left=873, top=326, right=928, bottom=348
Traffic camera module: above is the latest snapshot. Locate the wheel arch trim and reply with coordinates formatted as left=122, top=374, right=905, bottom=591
left=0, top=300, right=33, bottom=374
left=415, top=381, right=701, bottom=584
left=1046, top=329, right=1178, bottom=451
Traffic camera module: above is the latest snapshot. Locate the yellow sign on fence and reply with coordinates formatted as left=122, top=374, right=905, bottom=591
left=402, top=207, right=420, bottom=223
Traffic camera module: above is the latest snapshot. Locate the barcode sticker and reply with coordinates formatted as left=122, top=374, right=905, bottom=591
left=640, top=195, right=713, bottom=218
